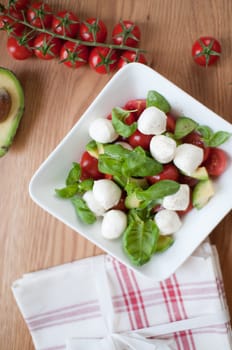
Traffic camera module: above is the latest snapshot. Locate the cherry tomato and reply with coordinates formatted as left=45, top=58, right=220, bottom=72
left=112, top=20, right=140, bottom=47
left=52, top=10, right=79, bottom=38
left=166, top=113, right=176, bottom=133
left=112, top=193, right=127, bottom=212
left=34, top=33, right=62, bottom=60
left=0, top=8, right=25, bottom=35
left=183, top=131, right=210, bottom=162
left=7, top=35, right=33, bottom=60
left=89, top=47, right=118, bottom=74
left=60, top=41, right=89, bottom=68
left=124, top=99, right=146, bottom=119
left=79, top=18, right=107, bottom=43
left=128, top=130, right=153, bottom=151
left=146, top=164, right=179, bottom=185
left=80, top=151, right=103, bottom=180
left=8, top=0, right=29, bottom=10
left=178, top=174, right=199, bottom=187
left=117, top=50, right=147, bottom=69
left=177, top=200, right=193, bottom=216
left=192, top=36, right=221, bottom=67
left=27, top=2, right=53, bottom=29
left=203, top=147, right=227, bottom=176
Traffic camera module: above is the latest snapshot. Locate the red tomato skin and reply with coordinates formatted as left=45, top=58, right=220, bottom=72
left=112, top=20, right=140, bottom=47
left=202, top=147, right=227, bottom=176
left=118, top=50, right=147, bottom=69
left=178, top=174, right=199, bottom=188
left=89, top=47, right=118, bottom=74
left=192, top=36, right=221, bottom=66
left=146, top=164, right=179, bottom=185
left=124, top=99, right=146, bottom=119
left=80, top=151, right=104, bottom=180
left=183, top=131, right=210, bottom=162
left=79, top=18, right=107, bottom=43
left=27, top=2, right=53, bottom=29
left=7, top=36, right=33, bottom=60
left=128, top=130, right=153, bottom=151
left=60, top=41, right=89, bottom=68
left=0, top=8, right=25, bottom=35
left=166, top=113, right=176, bottom=133
left=52, top=11, right=79, bottom=38
left=34, top=33, right=62, bottom=60
left=177, top=200, right=193, bottom=216
left=9, top=0, right=29, bottom=9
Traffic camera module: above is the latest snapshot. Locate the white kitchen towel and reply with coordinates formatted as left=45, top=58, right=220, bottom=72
left=12, top=242, right=232, bottom=350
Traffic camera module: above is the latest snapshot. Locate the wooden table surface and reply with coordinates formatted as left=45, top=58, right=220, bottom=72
left=0, top=0, right=231, bottom=348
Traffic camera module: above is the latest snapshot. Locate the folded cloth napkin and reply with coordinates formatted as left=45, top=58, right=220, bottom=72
left=12, top=242, right=232, bottom=350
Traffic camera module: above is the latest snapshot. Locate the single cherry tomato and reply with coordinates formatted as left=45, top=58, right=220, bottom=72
left=166, top=113, right=176, bottom=133
left=80, top=151, right=103, bottom=180
left=60, top=41, right=89, bottom=68
left=112, top=20, right=140, bottom=47
left=7, top=35, right=33, bottom=60
left=89, top=47, right=118, bottom=74
left=177, top=200, right=193, bottom=216
left=192, top=36, right=221, bottom=67
left=112, top=193, right=127, bottom=212
left=27, top=2, right=53, bottom=29
left=117, top=50, right=147, bottom=69
left=183, top=131, right=210, bottom=162
left=128, top=129, right=153, bottom=151
left=52, top=10, right=79, bottom=38
left=203, top=147, right=227, bottom=176
left=178, top=174, right=199, bottom=188
left=124, top=99, right=146, bottom=119
left=147, top=164, right=179, bottom=185
left=8, top=0, right=29, bottom=10
left=34, top=33, right=62, bottom=60
left=79, top=18, right=107, bottom=43
left=0, top=8, right=25, bottom=35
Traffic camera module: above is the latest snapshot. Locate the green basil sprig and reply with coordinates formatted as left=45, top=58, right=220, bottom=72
left=146, top=90, right=171, bottom=113
left=112, top=107, right=137, bottom=137
left=197, top=125, right=231, bottom=147
left=174, top=116, right=198, bottom=139
left=71, top=197, right=96, bottom=224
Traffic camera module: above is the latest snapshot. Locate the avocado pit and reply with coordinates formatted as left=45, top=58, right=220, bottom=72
left=0, top=87, right=12, bottom=122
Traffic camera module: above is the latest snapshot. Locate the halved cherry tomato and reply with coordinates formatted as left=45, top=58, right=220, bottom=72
left=166, top=113, right=176, bottom=133
left=80, top=151, right=103, bottom=180
left=124, top=99, right=146, bottom=119
left=27, top=2, right=53, bottom=29
left=118, top=50, right=147, bottom=69
left=128, top=130, right=153, bottom=150
left=146, top=164, right=179, bottom=185
left=183, top=131, right=210, bottom=162
left=60, top=41, right=89, bottom=68
left=52, top=10, right=79, bottom=38
left=79, top=18, right=107, bottom=43
left=112, top=20, right=140, bottom=47
left=203, top=147, right=227, bottom=176
left=34, top=33, right=62, bottom=60
left=89, top=46, right=118, bottom=74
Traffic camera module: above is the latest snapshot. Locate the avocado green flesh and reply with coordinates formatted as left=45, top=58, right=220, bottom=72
left=192, top=179, right=215, bottom=209
left=0, top=67, right=24, bottom=157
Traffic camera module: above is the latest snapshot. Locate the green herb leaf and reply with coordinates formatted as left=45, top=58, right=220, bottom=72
left=66, top=162, right=81, bottom=185
left=103, top=143, right=131, bottom=159
left=112, top=107, right=137, bottom=137
left=196, top=125, right=213, bottom=141
left=78, top=179, right=94, bottom=192
left=55, top=184, right=79, bottom=198
left=71, top=197, right=96, bottom=224
left=98, top=154, right=123, bottom=176
left=154, top=234, right=174, bottom=253
left=174, top=116, right=198, bottom=139
left=123, top=218, right=159, bottom=266
left=206, top=131, right=231, bottom=147
left=137, top=180, right=180, bottom=202
left=146, top=90, right=170, bottom=113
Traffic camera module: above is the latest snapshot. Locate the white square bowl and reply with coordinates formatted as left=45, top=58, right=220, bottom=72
left=29, top=63, right=232, bottom=281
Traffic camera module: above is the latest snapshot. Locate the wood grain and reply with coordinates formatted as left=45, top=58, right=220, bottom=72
left=0, top=0, right=231, bottom=348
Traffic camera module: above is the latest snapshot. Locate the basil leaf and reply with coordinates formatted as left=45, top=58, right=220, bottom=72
left=137, top=180, right=180, bottom=201
left=196, top=125, right=213, bottom=141
left=174, top=116, right=198, bottom=139
left=98, top=154, right=123, bottom=176
left=122, top=147, right=163, bottom=177
left=154, top=234, right=174, bottom=253
left=78, top=179, right=94, bottom=192
left=146, top=90, right=170, bottom=113
left=123, top=219, right=159, bottom=266
left=71, top=197, right=96, bottom=224
left=66, top=162, right=81, bottom=185
left=55, top=184, right=79, bottom=198
left=206, top=131, right=231, bottom=147
left=103, top=143, right=131, bottom=159
left=112, top=107, right=137, bottom=137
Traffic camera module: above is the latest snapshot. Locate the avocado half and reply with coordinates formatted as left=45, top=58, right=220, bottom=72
left=0, top=67, right=24, bottom=157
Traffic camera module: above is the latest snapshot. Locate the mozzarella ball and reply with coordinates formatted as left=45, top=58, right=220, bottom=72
left=137, top=106, right=167, bottom=135
left=89, top=118, right=118, bottom=144
left=155, top=209, right=182, bottom=235
left=93, top=179, right=122, bottom=210
left=115, top=141, right=133, bottom=150
left=150, top=135, right=176, bottom=163
left=162, top=184, right=190, bottom=211
left=101, top=210, right=127, bottom=239
left=83, top=190, right=106, bottom=216
left=173, top=143, right=203, bottom=175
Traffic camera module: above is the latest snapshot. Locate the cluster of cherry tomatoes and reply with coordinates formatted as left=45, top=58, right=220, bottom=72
left=0, top=0, right=147, bottom=74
